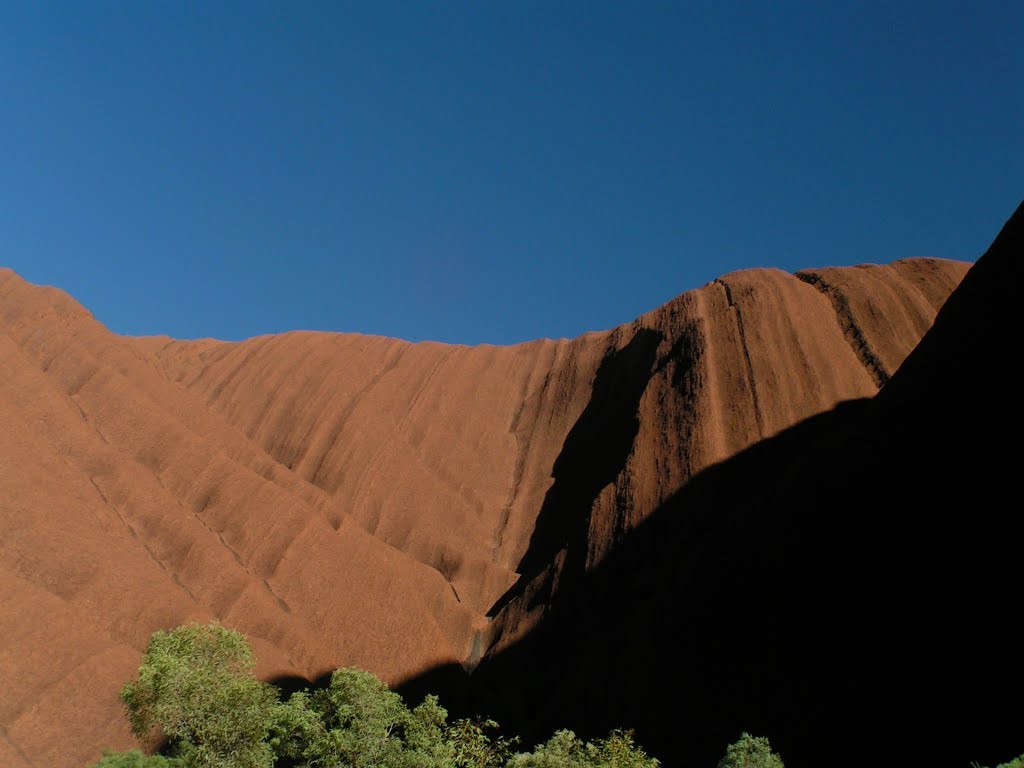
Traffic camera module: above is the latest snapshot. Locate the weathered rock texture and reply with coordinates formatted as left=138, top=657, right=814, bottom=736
left=466, top=204, right=1024, bottom=768
left=0, top=252, right=970, bottom=768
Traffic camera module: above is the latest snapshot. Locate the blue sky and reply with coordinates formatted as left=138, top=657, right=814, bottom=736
left=1, top=2, right=1021, bottom=344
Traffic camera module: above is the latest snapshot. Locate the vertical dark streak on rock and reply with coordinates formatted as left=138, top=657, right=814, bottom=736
left=797, top=271, right=889, bottom=387
left=717, top=279, right=765, bottom=437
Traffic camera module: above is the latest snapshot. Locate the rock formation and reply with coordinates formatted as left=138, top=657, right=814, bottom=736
left=0, top=249, right=973, bottom=767
left=468, top=203, right=1024, bottom=768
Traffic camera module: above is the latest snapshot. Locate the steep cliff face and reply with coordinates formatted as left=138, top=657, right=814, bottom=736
left=466, top=205, right=1024, bottom=768
left=0, top=255, right=968, bottom=768
left=484, top=259, right=969, bottom=651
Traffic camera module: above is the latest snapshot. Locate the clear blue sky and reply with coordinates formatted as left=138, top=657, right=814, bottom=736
left=1, top=2, right=1020, bottom=344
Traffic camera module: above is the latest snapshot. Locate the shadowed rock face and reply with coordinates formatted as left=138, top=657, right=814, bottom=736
left=0, top=253, right=969, bottom=767
left=463, top=204, right=1024, bottom=768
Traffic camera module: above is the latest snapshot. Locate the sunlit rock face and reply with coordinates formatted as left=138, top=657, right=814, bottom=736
left=0, top=254, right=968, bottom=768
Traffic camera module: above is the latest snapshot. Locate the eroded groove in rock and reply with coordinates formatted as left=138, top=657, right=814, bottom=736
left=0, top=254, right=971, bottom=768
left=467, top=204, right=1024, bottom=768
left=796, top=259, right=970, bottom=384
left=797, top=270, right=891, bottom=386
left=717, top=278, right=766, bottom=436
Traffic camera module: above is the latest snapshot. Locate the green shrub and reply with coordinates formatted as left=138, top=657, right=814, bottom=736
left=120, top=622, right=278, bottom=768
left=588, top=729, right=660, bottom=768
left=446, top=718, right=516, bottom=768
left=98, top=622, right=660, bottom=768
left=506, top=730, right=587, bottom=768
left=286, top=666, right=447, bottom=768
left=507, top=728, right=658, bottom=768
left=975, top=753, right=1024, bottom=768
left=716, top=732, right=784, bottom=768
left=88, top=749, right=177, bottom=767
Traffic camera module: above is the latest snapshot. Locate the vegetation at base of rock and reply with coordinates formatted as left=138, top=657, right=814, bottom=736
left=975, top=755, right=1024, bottom=768
left=96, top=622, right=802, bottom=768
left=120, top=623, right=278, bottom=768
left=90, top=750, right=176, bottom=768
left=507, top=728, right=658, bottom=768
left=715, top=733, right=784, bottom=768
left=88, top=620, right=1022, bottom=768
left=271, top=669, right=492, bottom=768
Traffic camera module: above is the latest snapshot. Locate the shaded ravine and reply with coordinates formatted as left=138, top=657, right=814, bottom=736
left=398, top=202, right=1024, bottom=768
left=489, top=327, right=664, bottom=617
left=482, top=259, right=953, bottom=662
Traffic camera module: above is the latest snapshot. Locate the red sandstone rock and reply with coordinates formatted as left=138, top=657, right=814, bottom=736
left=0, top=256, right=968, bottom=767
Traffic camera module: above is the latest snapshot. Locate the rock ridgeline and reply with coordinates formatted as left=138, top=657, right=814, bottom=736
left=467, top=203, right=1024, bottom=768
left=0, top=253, right=969, bottom=768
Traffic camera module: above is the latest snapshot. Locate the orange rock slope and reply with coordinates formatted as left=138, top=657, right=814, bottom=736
left=0, top=256, right=967, bottom=767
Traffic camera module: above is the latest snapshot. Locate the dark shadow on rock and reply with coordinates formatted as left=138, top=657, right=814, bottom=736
left=397, top=200, right=1024, bottom=768
left=270, top=665, right=476, bottom=718
left=400, top=386, right=1021, bottom=766
left=489, top=326, right=664, bottom=617
left=401, top=397, right=875, bottom=764
left=271, top=204, right=1024, bottom=766
left=269, top=671, right=334, bottom=699
left=394, top=662, right=472, bottom=712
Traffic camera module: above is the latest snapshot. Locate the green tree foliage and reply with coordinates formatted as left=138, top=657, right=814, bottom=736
left=98, top=622, right=665, bottom=768
left=506, top=728, right=658, bottom=768
left=716, top=732, right=784, bottom=768
left=89, top=749, right=178, bottom=767
left=273, top=668, right=513, bottom=768
left=119, top=622, right=278, bottom=768
left=267, top=689, right=323, bottom=765
left=446, top=718, right=516, bottom=768
left=403, top=695, right=452, bottom=766
left=975, top=754, right=1024, bottom=768
left=506, top=730, right=588, bottom=768
left=589, top=730, right=660, bottom=768
left=279, top=667, right=453, bottom=768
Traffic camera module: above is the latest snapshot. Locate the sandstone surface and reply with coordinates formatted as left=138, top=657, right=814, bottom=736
left=0, top=252, right=971, bottom=767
